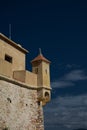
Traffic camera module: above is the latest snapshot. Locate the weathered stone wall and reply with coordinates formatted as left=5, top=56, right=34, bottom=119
left=0, top=80, right=44, bottom=130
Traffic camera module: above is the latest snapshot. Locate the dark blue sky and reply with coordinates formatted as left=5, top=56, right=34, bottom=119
left=0, top=0, right=87, bottom=130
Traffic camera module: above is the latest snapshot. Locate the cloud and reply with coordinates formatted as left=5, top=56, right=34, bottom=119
left=44, top=67, right=87, bottom=130
left=51, top=80, right=74, bottom=88
left=44, top=94, right=87, bottom=130
left=64, top=70, right=87, bottom=81
left=65, top=64, right=80, bottom=69
left=51, top=69, right=87, bottom=88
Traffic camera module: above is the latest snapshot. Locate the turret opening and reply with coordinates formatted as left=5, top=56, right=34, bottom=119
left=35, top=68, right=38, bottom=74
left=45, top=69, right=47, bottom=74
left=45, top=92, right=49, bottom=99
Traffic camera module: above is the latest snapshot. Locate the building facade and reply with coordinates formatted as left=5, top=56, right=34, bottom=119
left=0, top=33, right=51, bottom=130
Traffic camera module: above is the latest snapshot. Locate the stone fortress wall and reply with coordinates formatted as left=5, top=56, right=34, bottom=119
left=0, top=33, right=51, bottom=130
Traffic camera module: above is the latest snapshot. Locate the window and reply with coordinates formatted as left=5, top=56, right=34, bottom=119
left=45, top=69, right=47, bottom=74
left=45, top=92, right=49, bottom=101
left=5, top=54, right=12, bottom=63
left=45, top=92, right=49, bottom=97
left=35, top=68, right=38, bottom=74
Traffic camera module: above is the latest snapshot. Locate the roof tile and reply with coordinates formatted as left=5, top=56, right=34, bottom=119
left=31, top=54, right=51, bottom=63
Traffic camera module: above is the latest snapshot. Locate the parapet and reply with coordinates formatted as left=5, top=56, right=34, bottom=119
left=13, top=70, right=37, bottom=88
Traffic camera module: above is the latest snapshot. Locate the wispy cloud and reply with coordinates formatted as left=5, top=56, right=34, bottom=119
left=51, top=69, right=87, bottom=88
left=51, top=81, right=74, bottom=88
left=44, top=94, right=87, bottom=130
left=45, top=66, right=87, bottom=130
left=65, top=64, right=80, bottom=70
left=64, top=70, right=87, bottom=81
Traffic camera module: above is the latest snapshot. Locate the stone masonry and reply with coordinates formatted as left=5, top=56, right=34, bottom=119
left=0, top=33, right=51, bottom=130
left=0, top=77, right=44, bottom=130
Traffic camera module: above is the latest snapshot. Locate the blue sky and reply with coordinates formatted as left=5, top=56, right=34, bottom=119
left=0, top=0, right=87, bottom=130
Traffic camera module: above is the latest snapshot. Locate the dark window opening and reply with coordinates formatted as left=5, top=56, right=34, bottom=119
left=5, top=54, right=12, bottom=63
left=45, top=92, right=49, bottom=97
left=35, top=68, right=38, bottom=74
left=45, top=69, right=47, bottom=74
left=45, top=92, right=50, bottom=101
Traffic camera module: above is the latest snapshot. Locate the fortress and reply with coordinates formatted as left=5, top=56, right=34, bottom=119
left=0, top=33, right=51, bottom=130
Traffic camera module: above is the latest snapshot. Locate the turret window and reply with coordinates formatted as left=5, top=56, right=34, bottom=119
left=35, top=68, right=38, bottom=74
left=5, top=54, right=12, bottom=63
left=45, top=92, right=50, bottom=101
left=45, top=92, right=49, bottom=97
left=45, top=69, right=47, bottom=74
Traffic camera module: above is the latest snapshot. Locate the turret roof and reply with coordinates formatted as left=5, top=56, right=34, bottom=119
left=31, top=49, right=51, bottom=64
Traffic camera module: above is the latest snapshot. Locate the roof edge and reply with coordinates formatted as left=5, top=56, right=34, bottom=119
left=0, top=33, right=29, bottom=54
left=31, top=54, right=51, bottom=64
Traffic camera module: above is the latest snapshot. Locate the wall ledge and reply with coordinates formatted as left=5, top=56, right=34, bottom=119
left=0, top=74, right=38, bottom=90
